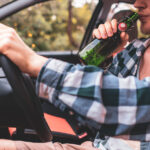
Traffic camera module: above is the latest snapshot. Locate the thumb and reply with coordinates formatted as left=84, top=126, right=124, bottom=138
left=120, top=32, right=129, bottom=46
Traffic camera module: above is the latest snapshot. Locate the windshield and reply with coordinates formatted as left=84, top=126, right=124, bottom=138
left=0, top=0, right=16, bottom=8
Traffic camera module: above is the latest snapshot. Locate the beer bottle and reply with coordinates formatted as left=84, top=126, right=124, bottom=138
left=78, top=12, right=139, bottom=66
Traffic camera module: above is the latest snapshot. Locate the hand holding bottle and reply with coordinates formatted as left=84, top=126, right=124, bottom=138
left=92, top=19, right=129, bottom=53
left=79, top=12, right=138, bottom=67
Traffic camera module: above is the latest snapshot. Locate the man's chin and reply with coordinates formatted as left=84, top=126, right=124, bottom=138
left=140, top=24, right=150, bottom=35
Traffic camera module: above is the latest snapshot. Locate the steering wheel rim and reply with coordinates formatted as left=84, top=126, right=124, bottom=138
left=0, top=55, right=52, bottom=142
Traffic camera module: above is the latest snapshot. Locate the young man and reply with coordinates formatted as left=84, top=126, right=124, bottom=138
left=0, top=0, right=149, bottom=149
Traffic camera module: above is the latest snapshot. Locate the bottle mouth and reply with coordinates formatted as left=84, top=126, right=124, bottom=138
left=132, top=8, right=139, bottom=13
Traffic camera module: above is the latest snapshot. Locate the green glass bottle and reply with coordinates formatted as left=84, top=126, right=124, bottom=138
left=78, top=12, right=139, bottom=66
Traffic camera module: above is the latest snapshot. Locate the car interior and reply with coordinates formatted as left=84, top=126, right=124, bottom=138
left=0, top=0, right=139, bottom=144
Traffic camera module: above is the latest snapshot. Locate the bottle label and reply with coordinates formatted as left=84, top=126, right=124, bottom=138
left=118, top=22, right=127, bottom=32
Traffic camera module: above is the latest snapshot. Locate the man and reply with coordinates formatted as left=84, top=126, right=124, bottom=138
left=0, top=0, right=149, bottom=149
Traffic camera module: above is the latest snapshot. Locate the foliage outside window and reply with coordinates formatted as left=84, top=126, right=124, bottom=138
left=2, top=0, right=97, bottom=51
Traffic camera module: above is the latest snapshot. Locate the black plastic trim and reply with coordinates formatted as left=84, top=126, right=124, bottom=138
left=0, top=0, right=51, bottom=20
left=79, top=0, right=103, bottom=50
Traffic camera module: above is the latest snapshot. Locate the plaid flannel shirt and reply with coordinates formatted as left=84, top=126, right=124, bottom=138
left=36, top=38, right=150, bottom=148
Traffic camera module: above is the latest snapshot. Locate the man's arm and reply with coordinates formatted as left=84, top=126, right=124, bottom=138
left=1, top=23, right=150, bottom=141
left=36, top=57, right=150, bottom=141
left=0, top=23, right=47, bottom=77
left=0, top=19, right=127, bottom=77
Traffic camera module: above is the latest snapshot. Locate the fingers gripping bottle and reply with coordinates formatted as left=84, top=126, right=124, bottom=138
left=78, top=12, right=139, bottom=67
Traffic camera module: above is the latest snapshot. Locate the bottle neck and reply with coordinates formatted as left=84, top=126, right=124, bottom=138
left=118, top=12, right=139, bottom=32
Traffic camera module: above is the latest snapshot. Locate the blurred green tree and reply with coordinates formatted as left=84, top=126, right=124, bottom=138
left=2, top=0, right=94, bottom=51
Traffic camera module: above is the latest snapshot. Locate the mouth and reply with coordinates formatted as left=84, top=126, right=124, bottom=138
left=139, top=15, right=149, bottom=22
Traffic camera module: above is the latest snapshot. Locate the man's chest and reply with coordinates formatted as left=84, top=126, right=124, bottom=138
left=139, top=46, right=150, bottom=80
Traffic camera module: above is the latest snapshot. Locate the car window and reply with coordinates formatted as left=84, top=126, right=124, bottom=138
left=0, top=0, right=16, bottom=8
left=2, top=0, right=98, bottom=52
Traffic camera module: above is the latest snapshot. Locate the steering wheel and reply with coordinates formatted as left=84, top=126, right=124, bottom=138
left=0, top=55, right=52, bottom=142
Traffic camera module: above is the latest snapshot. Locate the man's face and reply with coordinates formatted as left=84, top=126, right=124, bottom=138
left=134, top=0, right=150, bottom=34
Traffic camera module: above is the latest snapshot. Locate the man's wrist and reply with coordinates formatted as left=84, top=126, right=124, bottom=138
left=28, top=54, right=48, bottom=77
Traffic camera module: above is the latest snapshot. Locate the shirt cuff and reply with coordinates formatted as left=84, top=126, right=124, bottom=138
left=35, top=58, right=69, bottom=100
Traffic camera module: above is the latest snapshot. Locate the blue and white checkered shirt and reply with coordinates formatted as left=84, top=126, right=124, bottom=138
left=36, top=38, right=150, bottom=148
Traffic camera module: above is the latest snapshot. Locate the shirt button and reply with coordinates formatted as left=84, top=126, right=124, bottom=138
left=69, top=111, right=74, bottom=115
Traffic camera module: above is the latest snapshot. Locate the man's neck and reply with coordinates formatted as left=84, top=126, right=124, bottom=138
left=139, top=46, right=150, bottom=80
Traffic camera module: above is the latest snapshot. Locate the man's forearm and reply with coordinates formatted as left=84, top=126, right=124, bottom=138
left=28, top=54, right=48, bottom=77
